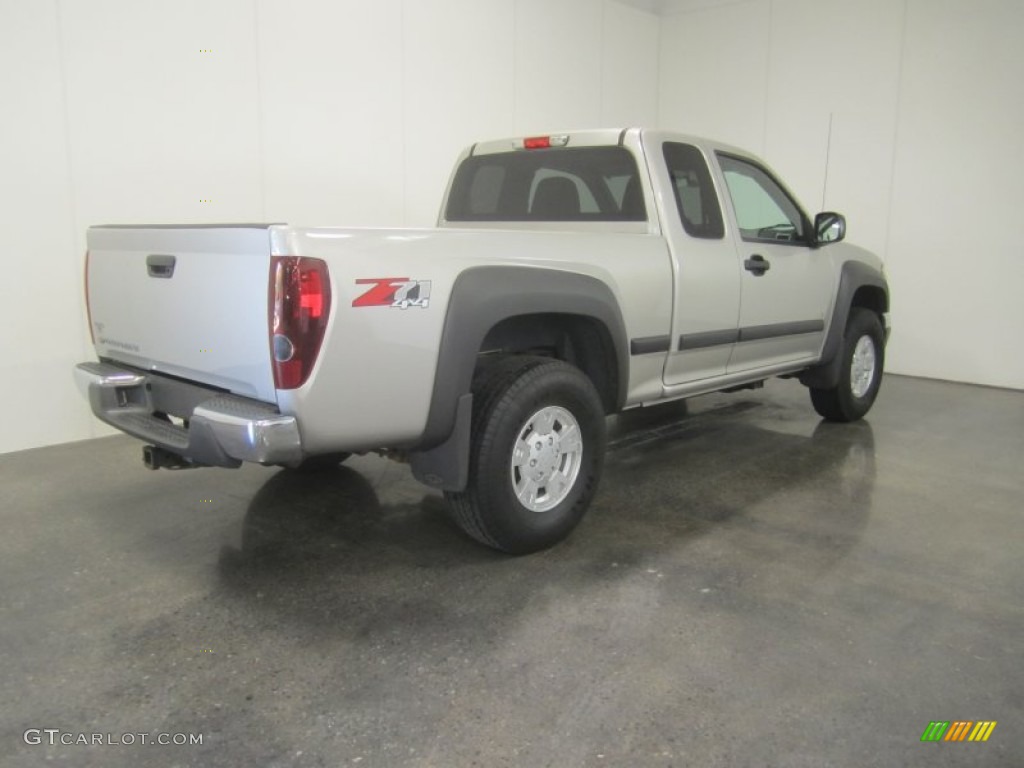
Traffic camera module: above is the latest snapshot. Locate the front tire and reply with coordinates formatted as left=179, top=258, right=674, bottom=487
left=445, top=356, right=606, bottom=555
left=810, top=307, right=885, bottom=422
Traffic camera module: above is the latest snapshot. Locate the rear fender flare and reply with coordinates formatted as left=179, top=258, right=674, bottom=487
left=409, top=266, right=628, bottom=490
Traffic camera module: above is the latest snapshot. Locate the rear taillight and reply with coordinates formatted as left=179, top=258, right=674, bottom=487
left=269, top=256, right=331, bottom=390
left=84, top=250, right=95, bottom=344
left=521, top=134, right=569, bottom=150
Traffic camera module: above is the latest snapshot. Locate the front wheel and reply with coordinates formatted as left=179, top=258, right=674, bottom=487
left=810, top=307, right=885, bottom=422
left=445, top=356, right=606, bottom=555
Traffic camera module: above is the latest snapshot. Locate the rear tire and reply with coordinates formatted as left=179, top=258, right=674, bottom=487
left=445, top=356, right=606, bottom=555
left=810, top=307, right=884, bottom=422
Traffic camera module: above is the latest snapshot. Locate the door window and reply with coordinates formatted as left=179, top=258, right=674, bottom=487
left=718, top=154, right=808, bottom=244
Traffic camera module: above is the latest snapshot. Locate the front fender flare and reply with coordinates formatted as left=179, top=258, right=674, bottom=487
left=800, top=261, right=889, bottom=389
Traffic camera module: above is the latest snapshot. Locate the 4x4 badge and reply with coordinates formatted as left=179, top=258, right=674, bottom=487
left=353, top=278, right=431, bottom=309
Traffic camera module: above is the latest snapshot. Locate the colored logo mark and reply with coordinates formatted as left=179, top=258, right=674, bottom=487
left=921, top=721, right=997, bottom=742
left=352, top=278, right=431, bottom=309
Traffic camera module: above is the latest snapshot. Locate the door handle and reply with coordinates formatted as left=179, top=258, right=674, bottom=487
left=744, top=254, right=770, bottom=276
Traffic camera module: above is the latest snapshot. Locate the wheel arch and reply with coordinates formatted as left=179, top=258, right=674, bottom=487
left=800, top=261, right=889, bottom=389
left=409, top=266, right=628, bottom=491
left=478, top=312, right=620, bottom=413
left=422, top=266, right=627, bottom=447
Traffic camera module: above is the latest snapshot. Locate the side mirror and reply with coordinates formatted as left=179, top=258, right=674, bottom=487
left=814, top=211, right=846, bottom=245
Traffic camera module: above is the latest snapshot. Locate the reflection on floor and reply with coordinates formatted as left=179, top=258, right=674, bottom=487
left=1, top=375, right=1021, bottom=767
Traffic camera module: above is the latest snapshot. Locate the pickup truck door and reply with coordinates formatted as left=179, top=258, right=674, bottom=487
left=656, top=141, right=742, bottom=387
left=715, top=153, right=834, bottom=372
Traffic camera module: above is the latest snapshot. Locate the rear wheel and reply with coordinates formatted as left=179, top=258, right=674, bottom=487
left=445, top=356, right=606, bottom=555
left=810, top=307, right=885, bottom=422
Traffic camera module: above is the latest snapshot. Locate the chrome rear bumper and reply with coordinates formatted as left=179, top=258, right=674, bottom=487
left=74, top=361, right=302, bottom=467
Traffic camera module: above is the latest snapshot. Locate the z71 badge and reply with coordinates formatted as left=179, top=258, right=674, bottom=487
left=352, top=278, right=431, bottom=309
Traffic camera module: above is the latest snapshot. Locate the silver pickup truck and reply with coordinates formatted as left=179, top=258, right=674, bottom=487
left=76, top=128, right=889, bottom=554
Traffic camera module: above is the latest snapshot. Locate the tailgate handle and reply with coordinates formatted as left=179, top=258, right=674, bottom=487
left=146, top=254, right=176, bottom=278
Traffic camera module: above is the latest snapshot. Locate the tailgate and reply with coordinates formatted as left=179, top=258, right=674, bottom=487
left=86, top=225, right=277, bottom=404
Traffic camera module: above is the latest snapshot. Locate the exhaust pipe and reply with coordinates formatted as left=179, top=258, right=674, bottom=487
left=142, top=445, right=195, bottom=470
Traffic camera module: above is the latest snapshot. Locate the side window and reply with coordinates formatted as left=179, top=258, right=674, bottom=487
left=717, top=154, right=807, bottom=244
left=662, top=142, right=724, bottom=239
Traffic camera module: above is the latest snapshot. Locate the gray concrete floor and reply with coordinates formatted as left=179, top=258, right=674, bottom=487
left=0, top=375, right=1021, bottom=767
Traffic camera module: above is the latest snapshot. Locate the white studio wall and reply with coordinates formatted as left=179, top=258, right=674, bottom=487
left=0, top=1, right=96, bottom=452
left=659, top=0, right=1024, bottom=391
left=260, top=0, right=659, bottom=229
left=0, top=0, right=659, bottom=454
left=886, top=0, right=1024, bottom=389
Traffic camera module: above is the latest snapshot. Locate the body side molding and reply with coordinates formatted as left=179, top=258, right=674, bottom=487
left=678, top=329, right=739, bottom=351
left=631, top=335, right=671, bottom=355
left=677, top=321, right=823, bottom=352
left=739, top=319, right=824, bottom=342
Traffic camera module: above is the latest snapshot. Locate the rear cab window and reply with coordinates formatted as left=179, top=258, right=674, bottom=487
left=445, top=146, right=646, bottom=223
